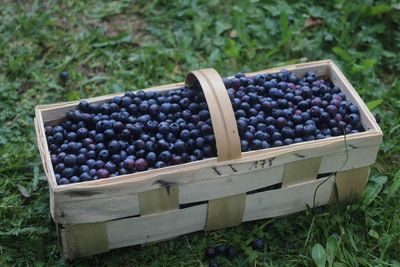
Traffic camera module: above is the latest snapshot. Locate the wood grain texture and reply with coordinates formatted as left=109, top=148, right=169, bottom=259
left=334, top=166, right=370, bottom=201
left=197, top=68, right=241, bottom=160
left=63, top=222, right=109, bottom=259
left=186, top=69, right=241, bottom=161
left=282, top=157, right=321, bottom=187
left=61, top=176, right=335, bottom=259
left=107, top=204, right=207, bottom=249
left=139, top=185, right=179, bottom=215
left=205, top=193, right=246, bottom=231
left=52, top=144, right=378, bottom=224
left=243, top=177, right=334, bottom=222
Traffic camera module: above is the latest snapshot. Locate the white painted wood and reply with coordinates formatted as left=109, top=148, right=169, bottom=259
left=243, top=177, right=334, bottom=222
left=107, top=204, right=207, bottom=249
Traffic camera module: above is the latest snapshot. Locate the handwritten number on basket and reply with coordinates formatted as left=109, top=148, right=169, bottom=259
left=249, top=157, right=276, bottom=171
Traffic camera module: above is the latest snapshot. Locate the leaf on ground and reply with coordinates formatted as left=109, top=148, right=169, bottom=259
left=332, top=47, right=352, bottom=62
left=312, top=243, right=327, bottom=267
left=387, top=169, right=400, bottom=198
left=326, top=236, right=339, bottom=267
left=369, top=4, right=392, bottom=16
left=368, top=229, right=380, bottom=239
left=363, top=181, right=383, bottom=206
left=366, top=99, right=383, bottom=110
left=16, top=183, right=31, bottom=198
left=369, top=175, right=388, bottom=185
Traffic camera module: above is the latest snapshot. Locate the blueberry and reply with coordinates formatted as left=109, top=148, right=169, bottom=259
left=104, top=161, right=117, bottom=173
left=348, top=104, right=359, bottom=114
left=203, top=145, right=215, bottom=156
left=146, top=152, right=157, bottom=166
left=98, top=150, right=110, bottom=161
left=76, top=154, right=86, bottom=165
left=59, top=71, right=69, bottom=82
left=230, top=77, right=241, bottom=89
left=224, top=246, right=236, bottom=260
left=67, top=132, right=78, bottom=142
left=198, top=110, right=210, bottom=120
left=134, top=158, right=148, bottom=171
left=303, top=125, right=316, bottom=136
left=215, top=244, right=226, bottom=255
left=170, top=123, right=180, bottom=135
left=241, top=140, right=249, bottom=151
left=62, top=167, right=74, bottom=178
left=347, top=113, right=360, bottom=125
left=121, top=96, right=133, bottom=108
left=173, top=141, right=186, bottom=153
left=122, top=158, right=135, bottom=170
left=327, top=105, right=338, bottom=116
left=272, top=132, right=283, bottom=141
left=154, top=161, right=166, bottom=168
left=251, top=239, right=265, bottom=251
left=53, top=132, right=64, bottom=144
left=70, top=176, right=80, bottom=183
left=205, top=247, right=216, bottom=259
left=112, top=96, right=122, bottom=105
left=196, top=137, right=205, bottom=148
left=58, top=178, right=70, bottom=185
left=276, top=117, right=287, bottom=129
left=294, top=137, right=304, bottom=143
left=97, top=168, right=110, bottom=179
left=283, top=138, right=294, bottom=145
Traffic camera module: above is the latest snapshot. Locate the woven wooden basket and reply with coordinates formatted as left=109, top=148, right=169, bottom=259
left=34, top=60, right=382, bottom=259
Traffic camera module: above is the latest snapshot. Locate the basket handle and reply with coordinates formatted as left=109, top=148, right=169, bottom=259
left=185, top=68, right=241, bottom=161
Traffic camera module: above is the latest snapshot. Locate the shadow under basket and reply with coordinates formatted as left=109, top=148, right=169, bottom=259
left=34, top=60, right=382, bottom=260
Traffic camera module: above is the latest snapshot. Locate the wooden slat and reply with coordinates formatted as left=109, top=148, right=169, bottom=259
left=186, top=69, right=241, bottom=161
left=243, top=177, right=334, bottom=222
left=282, top=157, right=321, bottom=187
left=334, top=166, right=370, bottom=201
left=319, top=145, right=379, bottom=174
left=205, top=193, right=246, bottom=231
left=107, top=205, right=207, bottom=249
left=63, top=222, right=109, bottom=259
left=180, top=165, right=283, bottom=204
left=139, top=185, right=179, bottom=215
left=197, top=68, right=241, bottom=160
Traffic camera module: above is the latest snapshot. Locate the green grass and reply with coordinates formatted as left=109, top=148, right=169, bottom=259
left=0, top=0, right=399, bottom=266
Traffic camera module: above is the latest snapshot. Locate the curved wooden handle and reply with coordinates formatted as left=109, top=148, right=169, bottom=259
left=185, top=68, right=241, bottom=161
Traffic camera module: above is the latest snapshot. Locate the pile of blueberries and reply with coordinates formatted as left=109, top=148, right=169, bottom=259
left=223, top=70, right=364, bottom=151
left=45, top=88, right=217, bottom=185
left=45, top=69, right=364, bottom=185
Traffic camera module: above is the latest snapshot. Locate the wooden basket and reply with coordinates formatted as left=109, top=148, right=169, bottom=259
left=34, top=60, right=382, bottom=259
